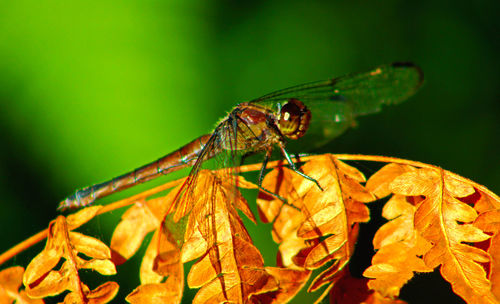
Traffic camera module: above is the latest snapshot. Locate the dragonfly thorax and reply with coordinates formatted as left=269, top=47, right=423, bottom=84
left=278, top=99, right=311, bottom=140
left=218, top=103, right=283, bottom=152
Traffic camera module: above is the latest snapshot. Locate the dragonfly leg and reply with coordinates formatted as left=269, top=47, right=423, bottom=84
left=256, top=152, right=302, bottom=213
left=240, top=150, right=288, bottom=203
left=258, top=185, right=287, bottom=203
left=279, top=144, right=323, bottom=191
left=257, top=149, right=272, bottom=188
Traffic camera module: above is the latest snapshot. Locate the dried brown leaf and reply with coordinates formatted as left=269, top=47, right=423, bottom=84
left=126, top=217, right=184, bottom=304
left=0, top=266, right=43, bottom=304
left=85, top=282, right=119, bottom=304
left=110, top=194, right=174, bottom=263
left=250, top=267, right=311, bottom=304
left=259, top=154, right=375, bottom=296
left=62, top=282, right=118, bottom=304
left=126, top=283, right=182, bottom=304
left=7, top=153, right=499, bottom=304
left=363, top=195, right=433, bottom=297
left=475, top=209, right=500, bottom=300
left=298, top=156, right=374, bottom=290
left=66, top=206, right=103, bottom=230
left=365, top=163, right=416, bottom=198
left=23, top=216, right=117, bottom=302
left=180, top=171, right=276, bottom=304
left=390, top=168, right=496, bottom=303
left=307, top=223, right=360, bottom=293
left=257, top=167, right=307, bottom=268
left=473, top=190, right=500, bottom=213
left=139, top=230, right=163, bottom=285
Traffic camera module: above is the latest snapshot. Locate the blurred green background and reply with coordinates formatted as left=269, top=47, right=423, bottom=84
left=0, top=1, right=498, bottom=303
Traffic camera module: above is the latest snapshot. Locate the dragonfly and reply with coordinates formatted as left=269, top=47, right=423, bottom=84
left=58, top=62, right=423, bottom=211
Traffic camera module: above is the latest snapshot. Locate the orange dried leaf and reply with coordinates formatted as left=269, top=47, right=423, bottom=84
left=110, top=194, right=174, bottom=263
left=0, top=266, right=43, bottom=304
left=23, top=215, right=117, bottom=302
left=0, top=266, right=23, bottom=301
left=473, top=189, right=500, bottom=213
left=181, top=171, right=253, bottom=264
left=139, top=230, right=163, bottom=285
left=297, top=155, right=374, bottom=239
left=475, top=209, right=500, bottom=300
left=178, top=171, right=276, bottom=304
left=187, top=230, right=275, bottom=303
left=66, top=206, right=103, bottom=230
left=70, top=232, right=111, bottom=260
left=232, top=175, right=258, bottom=224
left=154, top=224, right=184, bottom=299
left=390, top=168, right=496, bottom=303
left=126, top=283, right=182, bottom=304
left=77, top=258, right=116, bottom=276
left=250, top=267, right=311, bottom=304
left=307, top=223, right=360, bottom=293
left=180, top=224, right=207, bottom=264
left=62, top=282, right=118, bottom=304
left=127, top=220, right=184, bottom=304
left=257, top=167, right=307, bottom=268
left=259, top=155, right=375, bottom=294
left=475, top=208, right=500, bottom=234
left=304, top=233, right=347, bottom=269
left=365, top=163, right=416, bottom=198
left=364, top=195, right=433, bottom=298
left=9, top=152, right=498, bottom=303
left=85, top=281, right=119, bottom=304
left=298, top=156, right=374, bottom=290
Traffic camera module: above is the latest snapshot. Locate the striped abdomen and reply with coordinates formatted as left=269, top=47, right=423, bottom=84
left=58, top=134, right=212, bottom=210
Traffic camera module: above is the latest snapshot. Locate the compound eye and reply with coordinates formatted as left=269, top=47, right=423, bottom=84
left=278, top=99, right=311, bottom=139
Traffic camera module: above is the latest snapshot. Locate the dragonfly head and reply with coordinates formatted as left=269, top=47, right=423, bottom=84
left=278, top=98, right=311, bottom=140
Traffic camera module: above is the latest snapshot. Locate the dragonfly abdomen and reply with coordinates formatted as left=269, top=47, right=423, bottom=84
left=58, top=134, right=212, bottom=210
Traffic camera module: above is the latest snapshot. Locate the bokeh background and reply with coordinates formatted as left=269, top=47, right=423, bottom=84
left=0, top=1, right=498, bottom=303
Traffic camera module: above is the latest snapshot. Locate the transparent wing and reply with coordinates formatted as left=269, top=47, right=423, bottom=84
left=165, top=117, right=246, bottom=239
left=249, top=62, right=424, bottom=149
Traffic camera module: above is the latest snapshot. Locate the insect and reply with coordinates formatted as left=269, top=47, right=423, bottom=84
left=58, top=62, right=423, bottom=211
